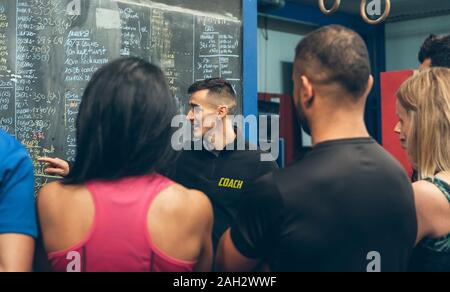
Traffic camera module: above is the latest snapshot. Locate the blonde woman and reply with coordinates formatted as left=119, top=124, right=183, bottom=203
left=395, top=67, right=450, bottom=272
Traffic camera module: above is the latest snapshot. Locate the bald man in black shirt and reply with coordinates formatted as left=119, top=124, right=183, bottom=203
left=216, top=25, right=417, bottom=272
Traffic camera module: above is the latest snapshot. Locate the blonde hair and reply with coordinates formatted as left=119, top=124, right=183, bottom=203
left=397, top=67, right=450, bottom=179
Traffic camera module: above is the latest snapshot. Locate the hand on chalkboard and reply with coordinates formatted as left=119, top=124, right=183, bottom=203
left=38, top=157, right=70, bottom=177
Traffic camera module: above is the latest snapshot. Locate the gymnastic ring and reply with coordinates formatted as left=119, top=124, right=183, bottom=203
left=318, top=0, right=341, bottom=15
left=360, top=0, right=391, bottom=25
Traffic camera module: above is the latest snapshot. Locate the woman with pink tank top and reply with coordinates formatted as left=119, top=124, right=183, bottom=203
left=37, top=57, right=213, bottom=272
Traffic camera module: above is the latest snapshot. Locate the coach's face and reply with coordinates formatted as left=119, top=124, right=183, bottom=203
left=187, top=89, right=219, bottom=139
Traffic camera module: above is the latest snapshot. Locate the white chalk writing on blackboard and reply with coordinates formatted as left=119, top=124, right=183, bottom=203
left=1, top=0, right=242, bottom=190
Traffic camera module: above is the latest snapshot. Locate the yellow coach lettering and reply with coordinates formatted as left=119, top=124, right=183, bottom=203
left=218, top=178, right=244, bottom=189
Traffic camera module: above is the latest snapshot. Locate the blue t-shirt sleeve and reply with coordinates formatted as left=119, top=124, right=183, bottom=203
left=0, top=132, right=38, bottom=238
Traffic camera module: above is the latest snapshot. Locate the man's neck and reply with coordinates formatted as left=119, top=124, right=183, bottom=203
left=205, top=118, right=236, bottom=151
left=310, top=110, right=370, bottom=146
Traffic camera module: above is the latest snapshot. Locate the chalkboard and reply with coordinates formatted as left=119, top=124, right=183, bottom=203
left=0, top=0, right=243, bottom=189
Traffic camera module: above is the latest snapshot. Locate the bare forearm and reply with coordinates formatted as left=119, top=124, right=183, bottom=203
left=0, top=234, right=35, bottom=272
left=0, top=257, right=33, bottom=272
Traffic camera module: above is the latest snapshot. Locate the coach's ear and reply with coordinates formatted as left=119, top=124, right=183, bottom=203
left=217, top=105, right=229, bottom=119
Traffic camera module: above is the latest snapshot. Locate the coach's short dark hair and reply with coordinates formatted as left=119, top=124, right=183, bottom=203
left=188, top=78, right=237, bottom=112
left=418, top=34, right=450, bottom=68
left=295, top=25, right=371, bottom=99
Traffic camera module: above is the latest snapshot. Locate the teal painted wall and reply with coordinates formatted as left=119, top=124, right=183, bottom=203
left=386, top=15, right=450, bottom=71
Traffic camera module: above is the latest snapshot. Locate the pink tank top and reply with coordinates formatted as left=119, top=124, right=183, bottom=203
left=48, top=174, right=196, bottom=272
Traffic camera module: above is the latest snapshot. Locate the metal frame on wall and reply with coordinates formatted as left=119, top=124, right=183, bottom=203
left=243, top=0, right=259, bottom=144
left=244, top=0, right=385, bottom=142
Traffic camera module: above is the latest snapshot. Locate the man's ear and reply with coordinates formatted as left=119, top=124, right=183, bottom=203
left=217, top=105, right=229, bottom=119
left=420, top=58, right=432, bottom=70
left=300, top=76, right=315, bottom=108
left=362, top=75, right=374, bottom=99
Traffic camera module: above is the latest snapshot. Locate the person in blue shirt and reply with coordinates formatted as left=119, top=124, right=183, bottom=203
left=0, top=129, right=37, bottom=272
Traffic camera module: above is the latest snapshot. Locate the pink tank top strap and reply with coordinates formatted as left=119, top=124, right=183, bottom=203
left=48, top=173, right=195, bottom=272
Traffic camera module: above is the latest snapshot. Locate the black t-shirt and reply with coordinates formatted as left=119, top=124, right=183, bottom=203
left=230, top=138, right=417, bottom=272
left=168, top=140, right=279, bottom=249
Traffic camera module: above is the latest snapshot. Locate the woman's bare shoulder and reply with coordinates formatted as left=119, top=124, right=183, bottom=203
left=37, top=182, right=91, bottom=221
left=155, top=183, right=213, bottom=225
